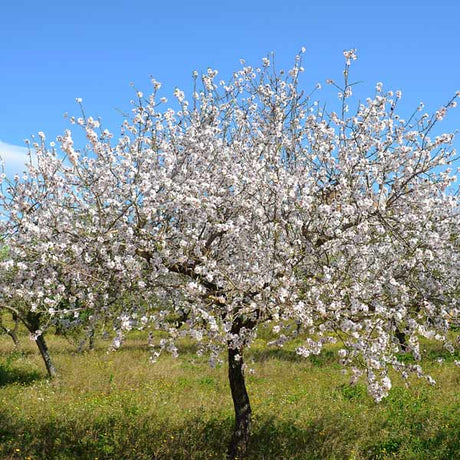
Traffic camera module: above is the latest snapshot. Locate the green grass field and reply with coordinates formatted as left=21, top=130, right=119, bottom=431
left=0, top=329, right=459, bottom=460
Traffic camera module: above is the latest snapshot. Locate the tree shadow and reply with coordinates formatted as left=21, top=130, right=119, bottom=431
left=0, top=363, right=43, bottom=387
left=395, top=345, right=460, bottom=364
left=0, top=408, right=458, bottom=459
left=115, top=342, right=339, bottom=368
left=250, top=348, right=337, bottom=366
left=250, top=347, right=304, bottom=363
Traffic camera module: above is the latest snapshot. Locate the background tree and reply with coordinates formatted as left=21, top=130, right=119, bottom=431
left=0, top=311, right=20, bottom=349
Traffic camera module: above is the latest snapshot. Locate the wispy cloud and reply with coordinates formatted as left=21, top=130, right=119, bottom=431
left=0, top=140, right=30, bottom=176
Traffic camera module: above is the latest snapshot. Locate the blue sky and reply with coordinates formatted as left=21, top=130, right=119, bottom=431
left=1, top=0, right=460, bottom=175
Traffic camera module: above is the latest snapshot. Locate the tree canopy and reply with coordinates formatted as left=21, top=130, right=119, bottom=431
left=1, top=49, right=458, bottom=458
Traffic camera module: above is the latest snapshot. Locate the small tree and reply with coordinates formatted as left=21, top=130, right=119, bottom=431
left=0, top=302, right=57, bottom=377
left=0, top=311, right=20, bottom=349
left=1, top=49, right=458, bottom=458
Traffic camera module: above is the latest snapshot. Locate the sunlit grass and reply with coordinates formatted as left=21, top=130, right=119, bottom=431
left=0, top=329, right=459, bottom=459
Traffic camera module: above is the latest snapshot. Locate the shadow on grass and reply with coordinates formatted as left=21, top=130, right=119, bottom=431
left=113, top=342, right=340, bottom=369
left=250, top=348, right=338, bottom=367
left=0, top=363, right=42, bottom=387
left=1, top=408, right=458, bottom=460
left=395, top=346, right=460, bottom=364
left=0, top=411, right=326, bottom=459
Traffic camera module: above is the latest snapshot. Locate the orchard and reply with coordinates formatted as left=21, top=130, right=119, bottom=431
left=0, top=49, right=459, bottom=459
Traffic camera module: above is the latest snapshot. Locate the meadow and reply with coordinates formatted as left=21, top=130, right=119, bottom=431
left=0, top=327, right=459, bottom=460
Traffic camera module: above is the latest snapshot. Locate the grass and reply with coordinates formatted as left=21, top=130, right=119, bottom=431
left=0, top=329, right=459, bottom=459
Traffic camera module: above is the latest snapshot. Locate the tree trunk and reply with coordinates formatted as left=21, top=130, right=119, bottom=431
left=10, top=314, right=21, bottom=348
left=0, top=314, right=20, bottom=348
left=35, top=334, right=57, bottom=378
left=227, top=345, right=252, bottom=459
left=26, top=312, right=57, bottom=378
left=76, top=326, right=95, bottom=353
left=395, top=327, right=407, bottom=352
left=1, top=325, right=20, bottom=348
left=88, top=326, right=95, bottom=351
left=77, top=338, right=86, bottom=353
left=7, top=327, right=20, bottom=348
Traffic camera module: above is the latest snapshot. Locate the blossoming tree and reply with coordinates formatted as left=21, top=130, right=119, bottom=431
left=1, top=49, right=459, bottom=458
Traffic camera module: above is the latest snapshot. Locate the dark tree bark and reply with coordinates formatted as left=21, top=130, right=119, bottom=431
left=26, top=312, right=57, bottom=378
left=35, top=333, right=57, bottom=378
left=8, top=327, right=20, bottom=348
left=10, top=313, right=20, bottom=348
left=1, top=325, right=20, bottom=348
left=88, top=326, right=95, bottom=351
left=395, top=327, right=408, bottom=352
left=227, top=345, right=252, bottom=459
left=76, top=326, right=96, bottom=353
left=77, top=338, right=86, bottom=354
left=0, top=313, right=21, bottom=348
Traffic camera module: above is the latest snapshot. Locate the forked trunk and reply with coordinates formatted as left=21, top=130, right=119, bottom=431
left=227, top=345, right=252, bottom=459
left=77, top=326, right=95, bottom=353
left=10, top=314, right=21, bottom=348
left=8, top=328, right=20, bottom=348
left=1, top=325, right=20, bottom=348
left=0, top=313, right=20, bottom=348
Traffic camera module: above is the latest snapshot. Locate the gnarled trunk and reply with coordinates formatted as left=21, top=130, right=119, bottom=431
left=227, top=345, right=251, bottom=459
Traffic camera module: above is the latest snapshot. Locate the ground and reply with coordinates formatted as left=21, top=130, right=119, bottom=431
left=0, top=327, right=459, bottom=459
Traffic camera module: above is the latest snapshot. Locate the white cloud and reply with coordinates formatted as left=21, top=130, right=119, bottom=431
left=0, top=140, right=30, bottom=176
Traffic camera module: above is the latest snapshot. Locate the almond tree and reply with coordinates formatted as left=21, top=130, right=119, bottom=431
left=1, top=49, right=459, bottom=458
